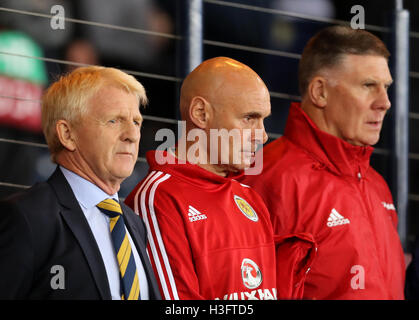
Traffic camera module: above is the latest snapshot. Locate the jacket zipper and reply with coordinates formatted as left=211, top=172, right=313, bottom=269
left=355, top=165, right=387, bottom=289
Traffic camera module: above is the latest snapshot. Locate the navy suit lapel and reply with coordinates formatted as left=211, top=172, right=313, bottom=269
left=48, top=168, right=112, bottom=300
left=121, top=202, right=161, bottom=300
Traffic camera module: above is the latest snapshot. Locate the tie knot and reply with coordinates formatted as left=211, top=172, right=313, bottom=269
left=96, top=198, right=122, bottom=218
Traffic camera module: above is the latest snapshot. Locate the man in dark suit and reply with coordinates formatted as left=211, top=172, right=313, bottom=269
left=0, top=66, right=161, bottom=300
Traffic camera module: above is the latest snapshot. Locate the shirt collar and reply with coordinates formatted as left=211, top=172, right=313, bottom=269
left=147, top=150, right=245, bottom=187
left=284, top=102, right=373, bottom=178
left=60, top=166, right=119, bottom=209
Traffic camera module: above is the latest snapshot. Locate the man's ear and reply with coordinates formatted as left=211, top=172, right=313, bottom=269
left=56, top=120, right=77, bottom=152
left=307, top=76, right=328, bottom=108
left=189, top=96, right=211, bottom=129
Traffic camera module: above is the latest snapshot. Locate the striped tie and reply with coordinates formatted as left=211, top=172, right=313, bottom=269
left=97, top=198, right=140, bottom=300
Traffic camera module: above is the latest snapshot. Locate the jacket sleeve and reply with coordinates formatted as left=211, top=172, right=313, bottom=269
left=275, top=232, right=317, bottom=299
left=131, top=182, right=204, bottom=300
left=0, top=200, right=34, bottom=299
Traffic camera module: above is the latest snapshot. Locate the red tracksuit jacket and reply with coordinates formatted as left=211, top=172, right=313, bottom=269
left=125, top=151, right=279, bottom=300
left=242, top=103, right=405, bottom=299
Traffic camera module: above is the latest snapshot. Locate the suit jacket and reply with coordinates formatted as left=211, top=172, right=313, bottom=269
left=0, top=167, right=161, bottom=300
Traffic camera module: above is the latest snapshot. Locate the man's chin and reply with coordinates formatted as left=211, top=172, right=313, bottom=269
left=112, top=166, right=135, bottom=181
left=227, top=161, right=252, bottom=173
left=362, top=136, right=380, bottom=147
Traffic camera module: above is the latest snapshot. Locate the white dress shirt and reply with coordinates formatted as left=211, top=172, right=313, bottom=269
left=60, top=166, right=149, bottom=300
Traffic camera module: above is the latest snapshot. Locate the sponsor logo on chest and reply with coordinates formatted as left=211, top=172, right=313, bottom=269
left=215, top=258, right=277, bottom=300
left=241, top=258, right=262, bottom=289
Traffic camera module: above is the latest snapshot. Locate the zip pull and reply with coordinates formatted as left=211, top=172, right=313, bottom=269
left=357, top=164, right=363, bottom=181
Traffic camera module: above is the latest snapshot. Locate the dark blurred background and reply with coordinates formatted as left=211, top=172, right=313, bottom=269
left=0, top=0, right=418, bottom=251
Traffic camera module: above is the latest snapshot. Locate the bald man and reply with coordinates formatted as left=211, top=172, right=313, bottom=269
left=124, top=57, right=278, bottom=300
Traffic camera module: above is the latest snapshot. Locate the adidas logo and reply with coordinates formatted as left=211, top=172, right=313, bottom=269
left=188, top=205, right=207, bottom=222
left=327, top=208, right=350, bottom=227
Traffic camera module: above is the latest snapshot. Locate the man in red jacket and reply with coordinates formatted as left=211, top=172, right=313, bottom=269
left=125, top=57, right=283, bottom=300
left=242, top=26, right=405, bottom=299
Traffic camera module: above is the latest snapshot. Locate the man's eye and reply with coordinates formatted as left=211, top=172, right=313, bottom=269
left=109, top=119, right=117, bottom=124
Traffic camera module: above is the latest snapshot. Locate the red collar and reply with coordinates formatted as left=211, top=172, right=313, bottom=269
left=284, top=102, right=374, bottom=178
left=146, top=150, right=245, bottom=187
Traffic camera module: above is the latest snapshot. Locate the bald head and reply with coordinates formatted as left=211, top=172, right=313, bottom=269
left=180, top=57, right=268, bottom=121
left=175, top=56, right=271, bottom=177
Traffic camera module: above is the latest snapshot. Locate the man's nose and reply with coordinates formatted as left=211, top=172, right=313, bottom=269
left=376, top=86, right=391, bottom=111
left=122, top=121, right=141, bottom=143
left=253, top=121, right=268, bottom=145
